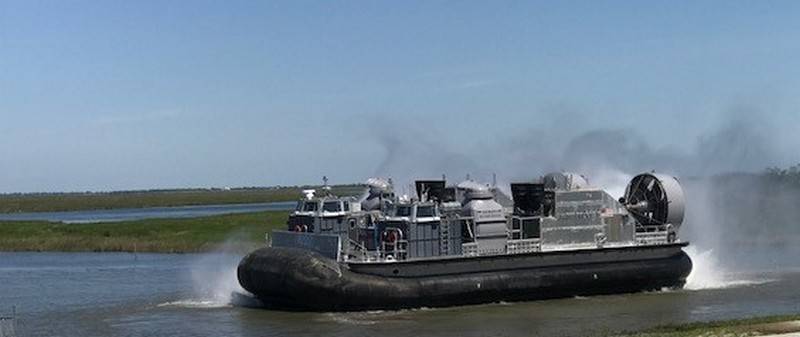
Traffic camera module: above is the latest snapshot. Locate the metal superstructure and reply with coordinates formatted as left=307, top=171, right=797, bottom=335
left=272, top=172, right=686, bottom=263
left=240, top=171, right=691, bottom=311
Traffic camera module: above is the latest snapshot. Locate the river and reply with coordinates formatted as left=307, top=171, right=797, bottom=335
left=1, top=249, right=798, bottom=337
left=0, top=202, right=296, bottom=223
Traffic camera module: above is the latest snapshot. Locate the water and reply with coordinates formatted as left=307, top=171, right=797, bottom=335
left=1, top=251, right=799, bottom=337
left=0, top=202, right=296, bottom=223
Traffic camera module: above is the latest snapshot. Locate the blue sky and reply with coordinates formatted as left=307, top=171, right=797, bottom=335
left=2, top=1, right=800, bottom=192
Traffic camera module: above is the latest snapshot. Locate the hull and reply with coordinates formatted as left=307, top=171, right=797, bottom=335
left=237, top=244, right=692, bottom=311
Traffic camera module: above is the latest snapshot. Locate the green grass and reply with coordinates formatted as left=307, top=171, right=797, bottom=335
left=0, top=211, right=288, bottom=253
left=0, top=185, right=363, bottom=213
left=614, top=314, right=800, bottom=337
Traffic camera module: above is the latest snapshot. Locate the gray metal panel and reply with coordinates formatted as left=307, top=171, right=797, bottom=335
left=450, top=238, right=462, bottom=255
left=556, top=190, right=604, bottom=202
left=271, top=230, right=341, bottom=260
left=476, top=221, right=507, bottom=238
left=652, top=173, right=685, bottom=227
left=540, top=216, right=604, bottom=246
left=451, top=220, right=462, bottom=240
left=602, top=214, right=635, bottom=243
left=409, top=239, right=427, bottom=258
left=522, top=218, right=541, bottom=238
left=541, top=228, right=603, bottom=245
left=425, top=240, right=433, bottom=257
left=445, top=219, right=463, bottom=256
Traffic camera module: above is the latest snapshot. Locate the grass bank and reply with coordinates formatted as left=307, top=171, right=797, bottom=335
left=0, top=184, right=363, bottom=213
left=0, top=211, right=288, bottom=253
left=615, top=314, right=800, bottom=337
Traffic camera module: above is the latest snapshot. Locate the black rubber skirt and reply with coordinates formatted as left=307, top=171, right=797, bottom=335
left=238, top=246, right=692, bottom=311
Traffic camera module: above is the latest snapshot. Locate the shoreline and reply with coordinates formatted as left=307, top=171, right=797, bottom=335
left=0, top=184, right=362, bottom=213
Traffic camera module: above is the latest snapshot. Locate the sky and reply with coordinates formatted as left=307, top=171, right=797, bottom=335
left=2, top=1, right=800, bottom=193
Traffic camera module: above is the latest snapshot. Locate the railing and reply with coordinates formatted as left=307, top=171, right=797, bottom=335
left=345, top=239, right=369, bottom=261
left=381, top=240, right=408, bottom=260
left=635, top=231, right=669, bottom=245
left=507, top=238, right=541, bottom=254
left=462, top=242, right=479, bottom=257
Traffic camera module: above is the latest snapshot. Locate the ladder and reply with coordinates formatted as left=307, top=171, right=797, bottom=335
left=440, top=219, right=450, bottom=255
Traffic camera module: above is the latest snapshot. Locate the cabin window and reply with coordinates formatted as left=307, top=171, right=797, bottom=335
left=416, top=206, right=435, bottom=217
left=295, top=201, right=303, bottom=211
left=323, top=201, right=341, bottom=212
left=396, top=206, right=412, bottom=217
left=343, top=201, right=350, bottom=212
left=303, top=202, right=319, bottom=212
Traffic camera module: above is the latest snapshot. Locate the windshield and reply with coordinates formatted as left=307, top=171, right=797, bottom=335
left=395, top=206, right=412, bottom=217
left=323, top=201, right=341, bottom=212
left=303, top=201, right=319, bottom=212
left=416, top=205, right=435, bottom=217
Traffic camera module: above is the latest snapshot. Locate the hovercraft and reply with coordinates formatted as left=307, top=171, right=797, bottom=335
left=238, top=173, right=692, bottom=311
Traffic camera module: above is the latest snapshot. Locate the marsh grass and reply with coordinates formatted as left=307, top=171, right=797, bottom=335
left=612, top=314, right=800, bottom=337
left=0, top=211, right=288, bottom=253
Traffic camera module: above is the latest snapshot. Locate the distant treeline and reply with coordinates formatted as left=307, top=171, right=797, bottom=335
left=764, top=164, right=800, bottom=188
left=679, top=164, right=800, bottom=188
left=0, top=184, right=365, bottom=213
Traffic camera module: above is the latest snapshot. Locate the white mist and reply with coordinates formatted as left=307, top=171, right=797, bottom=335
left=188, top=252, right=245, bottom=307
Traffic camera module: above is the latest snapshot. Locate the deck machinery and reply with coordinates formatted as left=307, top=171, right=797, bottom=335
left=238, top=172, right=691, bottom=310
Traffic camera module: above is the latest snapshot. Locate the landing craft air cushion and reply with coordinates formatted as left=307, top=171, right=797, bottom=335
left=237, top=172, right=692, bottom=311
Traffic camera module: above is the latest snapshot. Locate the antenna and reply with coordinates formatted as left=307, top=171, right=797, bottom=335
left=492, top=173, right=497, bottom=187
left=322, top=176, right=331, bottom=195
